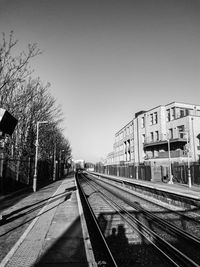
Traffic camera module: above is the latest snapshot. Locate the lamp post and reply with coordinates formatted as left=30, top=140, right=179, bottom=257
left=33, top=121, right=48, bottom=192
left=180, top=131, right=191, bottom=188
left=166, top=135, right=173, bottom=184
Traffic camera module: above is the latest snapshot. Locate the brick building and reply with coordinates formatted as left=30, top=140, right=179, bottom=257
left=106, top=102, right=200, bottom=166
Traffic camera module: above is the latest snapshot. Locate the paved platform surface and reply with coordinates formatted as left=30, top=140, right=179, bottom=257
left=92, top=172, right=200, bottom=201
left=0, top=175, right=96, bottom=267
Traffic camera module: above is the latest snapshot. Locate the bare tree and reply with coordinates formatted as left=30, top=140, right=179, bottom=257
left=0, top=31, right=41, bottom=109
left=1, top=32, right=72, bottom=184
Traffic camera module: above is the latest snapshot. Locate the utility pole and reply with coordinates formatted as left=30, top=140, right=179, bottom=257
left=180, top=131, right=191, bottom=188
left=164, top=133, right=173, bottom=184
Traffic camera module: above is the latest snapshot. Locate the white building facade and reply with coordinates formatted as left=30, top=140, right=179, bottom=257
left=107, top=102, right=200, bottom=165
left=113, top=120, right=134, bottom=164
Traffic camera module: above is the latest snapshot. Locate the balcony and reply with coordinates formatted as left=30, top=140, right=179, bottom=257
left=144, top=135, right=187, bottom=148
left=158, top=150, right=187, bottom=158
left=145, top=149, right=187, bottom=159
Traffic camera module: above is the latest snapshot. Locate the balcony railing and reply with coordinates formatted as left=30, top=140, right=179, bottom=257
left=144, top=134, right=187, bottom=147
left=145, top=149, right=187, bottom=159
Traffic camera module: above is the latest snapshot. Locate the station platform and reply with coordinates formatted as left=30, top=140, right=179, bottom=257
left=91, top=172, right=200, bottom=202
left=0, top=175, right=96, bottom=267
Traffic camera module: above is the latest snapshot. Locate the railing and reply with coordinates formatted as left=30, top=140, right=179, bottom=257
left=144, top=135, right=187, bottom=145
left=145, top=150, right=187, bottom=159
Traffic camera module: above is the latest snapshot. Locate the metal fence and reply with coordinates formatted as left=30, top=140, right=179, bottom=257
left=95, top=162, right=200, bottom=186
left=95, top=164, right=151, bottom=181
left=171, top=163, right=200, bottom=185
left=0, top=157, right=56, bottom=194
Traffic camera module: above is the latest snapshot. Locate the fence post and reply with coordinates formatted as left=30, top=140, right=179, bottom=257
left=0, top=150, right=3, bottom=193
left=16, top=158, right=20, bottom=182
left=136, top=165, right=139, bottom=180
left=27, top=157, right=31, bottom=185
left=192, top=164, right=194, bottom=185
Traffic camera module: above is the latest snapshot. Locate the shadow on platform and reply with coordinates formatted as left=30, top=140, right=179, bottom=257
left=35, top=216, right=89, bottom=267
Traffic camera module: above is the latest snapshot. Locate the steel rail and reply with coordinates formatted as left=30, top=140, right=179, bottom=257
left=90, top=173, right=200, bottom=245
left=126, top=199, right=200, bottom=245
left=82, top=175, right=200, bottom=267
left=76, top=174, right=118, bottom=267
left=90, top=172, right=200, bottom=221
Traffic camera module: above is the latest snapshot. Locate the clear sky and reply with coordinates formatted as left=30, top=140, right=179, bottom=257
left=0, top=0, right=200, bottom=163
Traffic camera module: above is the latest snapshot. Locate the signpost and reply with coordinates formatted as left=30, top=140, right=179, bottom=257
left=0, top=108, right=18, bottom=219
left=0, top=109, right=18, bottom=187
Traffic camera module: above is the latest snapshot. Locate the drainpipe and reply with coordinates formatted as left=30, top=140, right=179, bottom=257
left=191, top=117, right=196, bottom=162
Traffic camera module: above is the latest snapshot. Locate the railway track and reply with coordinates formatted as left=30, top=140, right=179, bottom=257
left=92, top=173, right=200, bottom=240
left=77, top=171, right=200, bottom=267
left=91, top=174, right=200, bottom=238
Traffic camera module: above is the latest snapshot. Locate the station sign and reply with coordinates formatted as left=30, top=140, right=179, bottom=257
left=0, top=108, right=18, bottom=135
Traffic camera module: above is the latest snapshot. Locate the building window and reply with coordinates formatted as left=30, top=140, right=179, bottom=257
left=141, top=117, right=145, bottom=128
left=185, top=109, right=190, bottom=116
left=154, top=112, right=158, bottom=124
left=150, top=132, right=154, bottom=142
left=198, top=136, right=200, bottom=146
left=127, top=139, right=130, bottom=151
left=154, top=150, right=158, bottom=158
left=169, top=128, right=173, bottom=139
left=150, top=114, right=153, bottom=125
left=166, top=109, right=170, bottom=121
left=125, top=141, right=127, bottom=150
left=155, top=131, right=159, bottom=141
left=142, top=134, right=145, bottom=143
left=180, top=109, right=185, bottom=118
left=171, top=107, right=175, bottom=120
left=177, top=125, right=185, bottom=138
